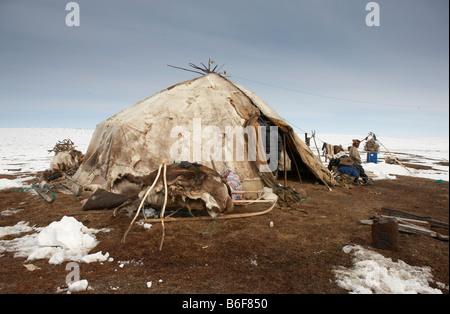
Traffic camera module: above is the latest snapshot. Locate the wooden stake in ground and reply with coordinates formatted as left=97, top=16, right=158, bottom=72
left=121, top=163, right=163, bottom=243
left=159, top=162, right=168, bottom=251
left=311, top=131, right=322, bottom=163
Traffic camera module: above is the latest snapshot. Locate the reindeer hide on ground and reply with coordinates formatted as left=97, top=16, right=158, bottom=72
left=82, top=188, right=138, bottom=210
left=112, top=163, right=234, bottom=218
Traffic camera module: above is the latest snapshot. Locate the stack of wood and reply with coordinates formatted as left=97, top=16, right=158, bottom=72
left=360, top=207, right=449, bottom=241
left=47, top=139, right=77, bottom=154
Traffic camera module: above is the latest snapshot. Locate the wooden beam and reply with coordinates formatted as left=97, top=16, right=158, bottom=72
left=311, top=131, right=322, bottom=164
left=382, top=207, right=449, bottom=229
left=359, top=219, right=449, bottom=241
left=381, top=215, right=431, bottom=228
left=286, top=138, right=303, bottom=184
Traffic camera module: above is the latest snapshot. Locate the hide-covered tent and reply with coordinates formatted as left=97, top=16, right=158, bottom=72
left=73, top=71, right=337, bottom=195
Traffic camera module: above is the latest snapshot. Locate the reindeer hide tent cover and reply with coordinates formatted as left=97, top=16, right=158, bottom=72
left=73, top=73, right=337, bottom=198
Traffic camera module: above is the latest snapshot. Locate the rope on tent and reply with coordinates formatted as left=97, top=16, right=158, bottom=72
left=50, top=192, right=80, bottom=208
left=187, top=164, right=199, bottom=193
left=281, top=117, right=331, bottom=149
left=203, top=218, right=216, bottom=235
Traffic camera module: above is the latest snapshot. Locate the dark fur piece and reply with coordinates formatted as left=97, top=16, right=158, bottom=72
left=83, top=188, right=138, bottom=210
left=112, top=163, right=233, bottom=217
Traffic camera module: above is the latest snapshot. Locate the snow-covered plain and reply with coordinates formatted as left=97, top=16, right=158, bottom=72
left=314, top=133, right=449, bottom=182
left=0, top=128, right=448, bottom=189
left=0, top=128, right=93, bottom=190
left=0, top=128, right=448, bottom=293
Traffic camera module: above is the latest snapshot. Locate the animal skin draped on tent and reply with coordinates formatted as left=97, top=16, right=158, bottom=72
left=73, top=73, right=337, bottom=194
left=113, top=162, right=234, bottom=218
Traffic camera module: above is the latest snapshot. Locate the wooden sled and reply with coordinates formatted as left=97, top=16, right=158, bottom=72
left=32, top=180, right=55, bottom=203
left=121, top=162, right=278, bottom=250
left=141, top=197, right=277, bottom=224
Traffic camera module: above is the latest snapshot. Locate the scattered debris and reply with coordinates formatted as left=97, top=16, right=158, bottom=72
left=382, top=207, right=449, bottom=230
left=385, top=156, right=400, bottom=165
left=360, top=207, right=449, bottom=242
left=23, top=264, right=41, bottom=271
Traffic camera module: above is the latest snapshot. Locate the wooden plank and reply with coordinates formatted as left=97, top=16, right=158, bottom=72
left=398, top=222, right=448, bottom=241
left=359, top=219, right=449, bottom=241
left=382, top=207, right=449, bottom=229
left=381, top=215, right=431, bottom=228
left=232, top=200, right=277, bottom=203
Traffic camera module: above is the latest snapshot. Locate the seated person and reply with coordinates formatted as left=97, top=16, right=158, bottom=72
left=349, top=139, right=369, bottom=184
left=328, top=155, right=366, bottom=184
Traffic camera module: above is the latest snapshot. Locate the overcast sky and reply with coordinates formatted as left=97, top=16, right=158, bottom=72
left=0, top=0, right=448, bottom=138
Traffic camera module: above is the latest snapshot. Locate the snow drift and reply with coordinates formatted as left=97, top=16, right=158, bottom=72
left=333, top=245, right=446, bottom=294
left=0, top=216, right=110, bottom=264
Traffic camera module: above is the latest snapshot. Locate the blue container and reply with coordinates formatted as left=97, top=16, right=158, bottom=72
left=367, top=152, right=378, bottom=164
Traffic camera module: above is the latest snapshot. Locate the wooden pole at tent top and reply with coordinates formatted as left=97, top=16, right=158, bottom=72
left=312, top=131, right=323, bottom=165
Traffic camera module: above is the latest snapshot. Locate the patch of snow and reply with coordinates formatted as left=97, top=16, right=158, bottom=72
left=333, top=245, right=444, bottom=294
left=0, top=221, right=38, bottom=238
left=0, top=128, right=93, bottom=190
left=0, top=216, right=110, bottom=265
left=1, top=208, right=24, bottom=216
left=67, top=279, right=89, bottom=293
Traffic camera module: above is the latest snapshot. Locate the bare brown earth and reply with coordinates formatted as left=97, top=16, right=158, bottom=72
left=0, top=173, right=448, bottom=295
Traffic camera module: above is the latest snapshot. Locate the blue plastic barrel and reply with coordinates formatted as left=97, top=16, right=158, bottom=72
left=367, top=152, right=378, bottom=163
